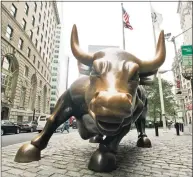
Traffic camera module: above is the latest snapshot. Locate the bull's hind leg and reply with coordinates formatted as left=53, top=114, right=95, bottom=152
left=14, top=91, right=73, bottom=163
left=135, top=99, right=152, bottom=148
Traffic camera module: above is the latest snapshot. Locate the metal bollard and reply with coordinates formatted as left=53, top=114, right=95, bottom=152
left=175, top=123, right=180, bottom=136
left=155, top=123, right=159, bottom=136
left=181, top=124, right=184, bottom=132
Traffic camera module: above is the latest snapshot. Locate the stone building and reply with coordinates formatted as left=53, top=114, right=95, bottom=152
left=1, top=1, right=60, bottom=122
left=176, top=1, right=192, bottom=125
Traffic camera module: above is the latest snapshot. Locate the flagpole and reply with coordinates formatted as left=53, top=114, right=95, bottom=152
left=150, top=1, right=167, bottom=132
left=121, top=3, right=125, bottom=50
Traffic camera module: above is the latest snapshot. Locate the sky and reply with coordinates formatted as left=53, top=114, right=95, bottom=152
left=57, top=1, right=184, bottom=96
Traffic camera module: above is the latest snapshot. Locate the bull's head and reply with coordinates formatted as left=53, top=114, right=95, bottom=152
left=71, top=25, right=166, bottom=136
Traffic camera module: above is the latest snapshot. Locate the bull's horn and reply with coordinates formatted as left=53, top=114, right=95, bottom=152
left=71, top=24, right=94, bottom=66
left=139, top=30, right=166, bottom=73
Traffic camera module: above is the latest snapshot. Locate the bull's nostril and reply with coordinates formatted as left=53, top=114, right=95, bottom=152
left=94, top=92, right=100, bottom=99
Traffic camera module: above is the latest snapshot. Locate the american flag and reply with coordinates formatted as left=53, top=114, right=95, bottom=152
left=122, top=7, right=133, bottom=30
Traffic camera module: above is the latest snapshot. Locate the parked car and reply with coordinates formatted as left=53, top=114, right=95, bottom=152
left=36, top=115, right=50, bottom=133
left=1, top=120, right=21, bottom=135
left=17, top=121, right=38, bottom=132
left=72, top=119, right=77, bottom=129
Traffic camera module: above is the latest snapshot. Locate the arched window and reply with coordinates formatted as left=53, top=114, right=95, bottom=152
left=1, top=54, right=19, bottom=101
left=28, top=74, right=37, bottom=110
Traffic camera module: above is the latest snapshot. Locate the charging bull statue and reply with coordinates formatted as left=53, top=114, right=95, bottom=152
left=15, top=25, right=166, bottom=172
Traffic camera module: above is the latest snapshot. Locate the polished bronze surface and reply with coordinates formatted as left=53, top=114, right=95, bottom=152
left=15, top=24, right=166, bottom=172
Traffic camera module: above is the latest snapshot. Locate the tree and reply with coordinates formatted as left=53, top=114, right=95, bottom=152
left=145, top=77, right=177, bottom=123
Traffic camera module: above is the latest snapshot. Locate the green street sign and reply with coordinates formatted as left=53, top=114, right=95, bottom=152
left=181, top=45, right=193, bottom=56
left=181, top=45, right=192, bottom=66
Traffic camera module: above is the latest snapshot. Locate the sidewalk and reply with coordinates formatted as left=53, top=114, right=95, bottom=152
left=1, top=128, right=192, bottom=177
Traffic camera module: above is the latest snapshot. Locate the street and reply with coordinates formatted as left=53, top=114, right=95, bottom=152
left=1, top=128, right=192, bottom=177
left=1, top=127, right=77, bottom=147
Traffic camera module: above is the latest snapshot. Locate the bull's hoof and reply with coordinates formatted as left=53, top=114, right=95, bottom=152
left=14, top=143, right=41, bottom=163
left=137, top=136, right=152, bottom=148
left=89, top=135, right=103, bottom=143
left=88, top=145, right=117, bottom=172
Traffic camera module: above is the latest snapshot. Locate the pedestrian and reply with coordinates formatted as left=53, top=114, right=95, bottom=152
left=61, top=121, right=69, bottom=133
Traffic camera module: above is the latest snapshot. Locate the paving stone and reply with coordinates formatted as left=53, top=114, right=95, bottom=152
left=1, top=129, right=192, bottom=177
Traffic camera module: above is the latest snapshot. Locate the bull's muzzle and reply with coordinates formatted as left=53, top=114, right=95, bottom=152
left=89, top=91, right=132, bottom=134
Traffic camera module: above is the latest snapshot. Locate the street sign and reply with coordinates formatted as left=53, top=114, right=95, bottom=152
left=181, top=45, right=193, bottom=66
left=181, top=45, right=192, bottom=56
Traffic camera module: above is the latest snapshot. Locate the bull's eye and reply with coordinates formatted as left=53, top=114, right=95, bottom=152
left=90, top=68, right=100, bottom=77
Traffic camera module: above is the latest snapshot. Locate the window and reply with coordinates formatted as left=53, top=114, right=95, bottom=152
left=21, top=18, right=26, bottom=30
left=43, top=52, right=45, bottom=60
left=24, top=66, right=29, bottom=77
left=45, top=31, right=47, bottom=38
left=55, top=50, right=59, bottom=53
left=38, top=61, right=40, bottom=69
left=27, top=47, right=31, bottom=58
left=24, top=3, right=29, bottom=15
left=44, top=42, right=46, bottom=49
left=10, top=4, right=17, bottom=17
left=39, top=13, right=41, bottom=23
left=39, top=47, right=42, bottom=54
left=40, top=2, right=43, bottom=10
left=54, top=55, right=58, bottom=58
left=52, top=78, right=57, bottom=82
left=51, top=91, right=56, bottom=95
left=39, top=80, right=42, bottom=87
left=37, top=27, right=39, bottom=35
left=34, top=2, right=37, bottom=12
left=6, top=25, right=13, bottom=39
left=46, top=48, right=48, bottom=54
left=44, top=71, right=46, bottom=77
left=29, top=30, right=33, bottom=40
left=46, top=58, right=47, bottom=64
left=44, top=12, right=46, bottom=19
left=18, top=38, right=23, bottom=50
left=48, top=11, right=50, bottom=17
left=41, top=34, right=43, bottom=42
left=35, top=39, right=38, bottom=47
left=47, top=20, right=48, bottom=27
left=32, top=16, right=35, bottom=26
left=33, top=55, right=36, bottom=64
left=41, top=66, right=43, bottom=73
left=54, top=60, right=58, bottom=63
left=55, top=45, right=59, bottom=48
left=45, top=2, right=47, bottom=8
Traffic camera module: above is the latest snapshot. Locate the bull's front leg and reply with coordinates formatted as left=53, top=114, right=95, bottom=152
left=14, top=91, right=73, bottom=163
left=135, top=99, right=152, bottom=148
left=88, top=124, right=131, bottom=172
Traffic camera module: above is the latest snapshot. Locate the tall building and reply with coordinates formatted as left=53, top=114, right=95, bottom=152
left=78, top=45, right=120, bottom=76
left=173, top=1, right=192, bottom=132
left=50, top=25, right=61, bottom=113
left=1, top=2, right=60, bottom=122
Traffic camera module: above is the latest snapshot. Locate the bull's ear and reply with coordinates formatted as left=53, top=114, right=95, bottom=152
left=139, top=70, right=157, bottom=77
left=77, top=61, right=91, bottom=76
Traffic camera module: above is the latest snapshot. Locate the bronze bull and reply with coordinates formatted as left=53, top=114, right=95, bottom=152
left=15, top=25, right=166, bottom=172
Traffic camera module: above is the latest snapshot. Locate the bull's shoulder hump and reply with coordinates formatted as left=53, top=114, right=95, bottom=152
left=69, top=76, right=89, bottom=103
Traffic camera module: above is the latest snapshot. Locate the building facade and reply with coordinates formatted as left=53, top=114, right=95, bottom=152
left=1, top=1, right=60, bottom=122
left=173, top=1, right=192, bottom=132
left=50, top=25, right=61, bottom=113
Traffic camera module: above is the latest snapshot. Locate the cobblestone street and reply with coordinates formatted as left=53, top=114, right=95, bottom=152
left=1, top=128, right=192, bottom=177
